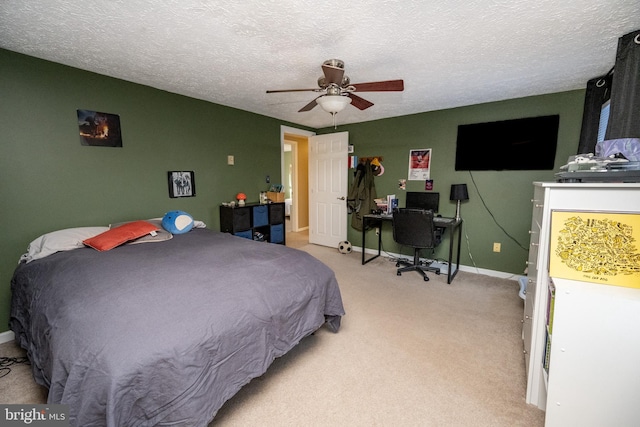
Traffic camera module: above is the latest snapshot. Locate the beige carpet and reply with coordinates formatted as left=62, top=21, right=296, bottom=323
left=0, top=234, right=544, bottom=426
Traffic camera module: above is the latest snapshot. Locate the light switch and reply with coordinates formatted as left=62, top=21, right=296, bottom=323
left=227, top=155, right=234, bottom=165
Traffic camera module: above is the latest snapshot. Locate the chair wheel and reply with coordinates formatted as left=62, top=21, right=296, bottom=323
left=397, top=272, right=401, bottom=276
left=395, top=262, right=400, bottom=267
left=435, top=271, right=441, bottom=275
left=423, top=276, right=429, bottom=281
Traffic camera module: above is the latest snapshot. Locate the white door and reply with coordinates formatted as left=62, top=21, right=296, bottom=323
left=308, top=132, right=349, bottom=247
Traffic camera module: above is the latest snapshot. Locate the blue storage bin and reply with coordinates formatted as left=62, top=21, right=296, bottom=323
left=270, top=224, right=284, bottom=244
left=234, top=230, right=253, bottom=239
left=253, top=205, right=268, bottom=227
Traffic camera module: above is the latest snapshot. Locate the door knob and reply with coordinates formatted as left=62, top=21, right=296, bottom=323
left=337, top=196, right=345, bottom=200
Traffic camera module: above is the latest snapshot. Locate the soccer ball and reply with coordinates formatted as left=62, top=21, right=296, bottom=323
left=338, top=241, right=352, bottom=254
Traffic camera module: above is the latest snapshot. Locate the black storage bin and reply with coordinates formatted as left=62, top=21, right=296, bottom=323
left=232, top=207, right=251, bottom=230
left=269, top=203, right=285, bottom=224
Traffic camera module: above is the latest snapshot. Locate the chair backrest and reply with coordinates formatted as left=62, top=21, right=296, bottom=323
left=392, top=208, right=437, bottom=249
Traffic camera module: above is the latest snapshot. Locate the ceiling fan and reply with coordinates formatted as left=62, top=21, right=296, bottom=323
left=266, top=59, right=404, bottom=122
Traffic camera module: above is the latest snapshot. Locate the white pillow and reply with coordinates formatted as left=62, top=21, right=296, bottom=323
left=193, top=220, right=207, bottom=229
left=20, top=227, right=109, bottom=263
left=148, top=217, right=207, bottom=229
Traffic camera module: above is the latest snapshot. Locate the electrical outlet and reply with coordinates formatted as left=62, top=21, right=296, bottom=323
left=375, top=227, right=380, bottom=235
left=493, top=242, right=501, bottom=252
left=227, top=155, right=234, bottom=165
left=266, top=175, right=270, bottom=183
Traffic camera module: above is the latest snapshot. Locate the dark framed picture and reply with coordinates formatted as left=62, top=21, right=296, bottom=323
left=77, top=109, right=123, bottom=147
left=168, top=171, right=196, bottom=198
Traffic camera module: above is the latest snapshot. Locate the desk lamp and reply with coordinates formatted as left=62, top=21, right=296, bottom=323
left=450, top=184, right=469, bottom=221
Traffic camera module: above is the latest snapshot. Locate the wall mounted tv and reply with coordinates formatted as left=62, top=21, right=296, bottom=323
left=454, top=115, right=559, bottom=171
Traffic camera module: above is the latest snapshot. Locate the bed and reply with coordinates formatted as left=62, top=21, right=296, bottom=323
left=10, top=225, right=344, bottom=426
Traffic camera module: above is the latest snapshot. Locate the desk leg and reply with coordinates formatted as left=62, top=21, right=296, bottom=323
left=362, top=219, right=382, bottom=265
left=447, top=221, right=463, bottom=284
left=455, top=221, right=462, bottom=275
left=361, top=223, right=366, bottom=265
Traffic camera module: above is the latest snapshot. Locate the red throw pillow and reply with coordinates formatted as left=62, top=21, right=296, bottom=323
left=83, top=221, right=159, bottom=251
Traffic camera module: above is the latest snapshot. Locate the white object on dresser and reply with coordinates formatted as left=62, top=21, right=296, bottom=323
left=523, top=181, right=640, bottom=425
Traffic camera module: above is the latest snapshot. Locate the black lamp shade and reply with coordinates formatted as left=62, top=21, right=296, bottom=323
left=450, top=184, right=469, bottom=201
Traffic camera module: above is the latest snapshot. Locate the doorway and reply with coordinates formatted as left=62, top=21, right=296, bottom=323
left=281, top=126, right=314, bottom=247
left=280, top=126, right=348, bottom=249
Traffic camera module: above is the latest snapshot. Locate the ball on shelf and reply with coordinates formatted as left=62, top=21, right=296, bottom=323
left=338, top=240, right=352, bottom=254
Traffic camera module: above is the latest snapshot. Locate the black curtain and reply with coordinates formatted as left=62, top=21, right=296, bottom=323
left=605, top=29, right=640, bottom=140
left=576, top=73, right=612, bottom=155
left=577, top=28, right=640, bottom=155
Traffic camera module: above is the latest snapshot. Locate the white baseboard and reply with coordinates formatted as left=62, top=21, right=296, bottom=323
left=353, top=246, right=521, bottom=281
left=0, top=330, right=15, bottom=344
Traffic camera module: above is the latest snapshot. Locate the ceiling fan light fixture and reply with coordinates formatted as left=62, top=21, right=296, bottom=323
left=316, top=95, right=352, bottom=114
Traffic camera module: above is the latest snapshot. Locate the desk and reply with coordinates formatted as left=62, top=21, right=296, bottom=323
left=361, top=214, right=463, bottom=284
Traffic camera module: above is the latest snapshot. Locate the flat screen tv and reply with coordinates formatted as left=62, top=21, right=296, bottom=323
left=455, top=115, right=559, bottom=171
left=405, top=191, right=439, bottom=213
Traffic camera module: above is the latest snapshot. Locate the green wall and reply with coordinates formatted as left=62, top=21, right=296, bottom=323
left=0, top=48, right=586, bottom=334
left=319, top=90, right=584, bottom=277
left=0, top=49, right=310, bottom=333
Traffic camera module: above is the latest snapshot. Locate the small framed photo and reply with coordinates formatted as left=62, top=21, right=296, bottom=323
left=168, top=171, right=196, bottom=198
left=425, top=179, right=433, bottom=190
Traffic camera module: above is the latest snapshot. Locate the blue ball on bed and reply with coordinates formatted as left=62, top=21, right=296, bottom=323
left=162, top=210, right=194, bottom=234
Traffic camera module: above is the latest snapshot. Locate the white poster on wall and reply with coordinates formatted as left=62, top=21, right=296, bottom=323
left=408, top=149, right=431, bottom=180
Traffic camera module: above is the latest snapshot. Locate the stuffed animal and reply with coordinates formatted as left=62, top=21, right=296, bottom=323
left=162, top=210, right=194, bottom=234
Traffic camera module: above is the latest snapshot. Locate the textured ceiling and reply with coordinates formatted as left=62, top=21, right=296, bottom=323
left=1, top=1, right=639, bottom=129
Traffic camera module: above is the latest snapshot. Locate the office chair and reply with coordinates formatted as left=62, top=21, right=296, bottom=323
left=392, top=208, right=441, bottom=281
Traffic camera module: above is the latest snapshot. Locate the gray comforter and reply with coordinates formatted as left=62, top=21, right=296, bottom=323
left=10, top=228, right=344, bottom=426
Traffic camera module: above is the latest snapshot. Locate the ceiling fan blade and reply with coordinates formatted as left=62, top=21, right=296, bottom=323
left=348, top=93, right=374, bottom=110
left=266, top=88, right=318, bottom=93
left=298, top=97, right=320, bottom=112
left=351, top=79, right=404, bottom=92
left=322, top=64, right=345, bottom=85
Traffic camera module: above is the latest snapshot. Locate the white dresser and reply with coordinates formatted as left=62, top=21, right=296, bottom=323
left=523, top=182, right=640, bottom=425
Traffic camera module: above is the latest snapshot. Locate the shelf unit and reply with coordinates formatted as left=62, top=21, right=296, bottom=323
left=220, top=202, right=286, bottom=245
left=523, top=182, right=640, bottom=425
